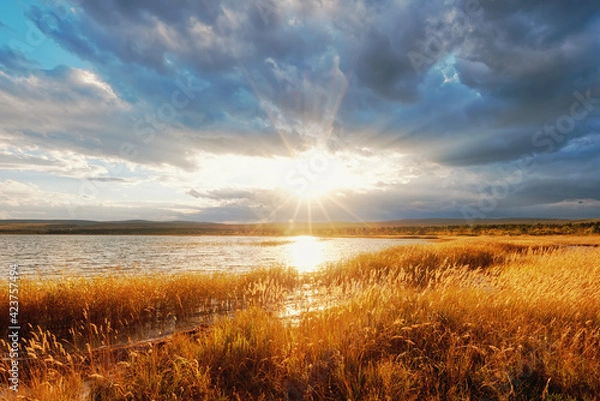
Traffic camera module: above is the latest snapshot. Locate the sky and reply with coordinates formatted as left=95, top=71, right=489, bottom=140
left=0, top=0, right=599, bottom=223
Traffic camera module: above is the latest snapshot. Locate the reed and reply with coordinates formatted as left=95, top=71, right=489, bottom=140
left=1, top=237, right=599, bottom=400
left=0, top=266, right=299, bottom=346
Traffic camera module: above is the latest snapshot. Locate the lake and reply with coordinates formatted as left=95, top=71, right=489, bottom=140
left=0, top=235, right=429, bottom=277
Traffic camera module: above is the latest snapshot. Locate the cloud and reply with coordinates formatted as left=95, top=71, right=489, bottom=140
left=23, top=0, right=600, bottom=169
left=0, top=0, right=599, bottom=221
left=187, top=188, right=254, bottom=201
left=86, top=177, right=128, bottom=182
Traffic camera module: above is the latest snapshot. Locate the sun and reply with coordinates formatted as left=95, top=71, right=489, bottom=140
left=251, top=148, right=368, bottom=232
left=297, top=170, right=336, bottom=201
left=254, top=148, right=370, bottom=234
left=283, top=149, right=350, bottom=202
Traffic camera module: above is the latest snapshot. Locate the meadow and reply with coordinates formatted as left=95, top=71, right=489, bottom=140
left=1, top=236, right=600, bottom=400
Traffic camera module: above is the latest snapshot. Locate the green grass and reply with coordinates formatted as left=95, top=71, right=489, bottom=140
left=1, top=237, right=600, bottom=400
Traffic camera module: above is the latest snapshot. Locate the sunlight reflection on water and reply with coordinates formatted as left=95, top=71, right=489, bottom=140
left=287, top=235, right=325, bottom=273
left=0, top=235, right=430, bottom=277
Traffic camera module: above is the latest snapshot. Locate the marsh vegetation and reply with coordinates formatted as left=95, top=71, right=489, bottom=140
left=1, top=236, right=599, bottom=400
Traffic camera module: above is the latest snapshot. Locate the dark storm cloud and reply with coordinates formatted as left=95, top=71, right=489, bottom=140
left=2, top=0, right=600, bottom=220
left=451, top=0, right=600, bottom=155
left=308, top=0, right=600, bottom=168
left=10, top=0, right=599, bottom=166
left=11, top=0, right=350, bottom=167
left=355, top=30, right=420, bottom=102
left=510, top=177, right=600, bottom=208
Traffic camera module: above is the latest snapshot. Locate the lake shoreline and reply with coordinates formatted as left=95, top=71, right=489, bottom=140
left=1, top=218, right=598, bottom=236
left=2, top=236, right=599, bottom=399
left=1, top=234, right=429, bottom=277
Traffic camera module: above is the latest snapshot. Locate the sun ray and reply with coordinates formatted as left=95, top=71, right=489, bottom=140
left=315, top=197, right=337, bottom=231
left=219, top=5, right=297, bottom=159
left=307, top=198, right=313, bottom=235
left=324, top=194, right=373, bottom=230
left=219, top=5, right=378, bottom=232
left=238, top=64, right=296, bottom=157
left=321, top=29, right=373, bottom=147
left=247, top=191, right=296, bottom=236
left=322, top=67, right=350, bottom=146
left=290, top=197, right=304, bottom=225
left=264, top=193, right=295, bottom=222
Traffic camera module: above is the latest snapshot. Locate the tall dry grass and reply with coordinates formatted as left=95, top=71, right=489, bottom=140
left=1, top=237, right=599, bottom=400
left=0, top=266, right=298, bottom=347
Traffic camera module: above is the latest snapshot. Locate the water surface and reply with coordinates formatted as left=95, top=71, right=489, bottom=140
left=0, top=235, right=429, bottom=277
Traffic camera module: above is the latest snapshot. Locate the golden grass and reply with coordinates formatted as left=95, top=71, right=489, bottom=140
left=0, top=266, right=298, bottom=347
left=1, top=237, right=599, bottom=400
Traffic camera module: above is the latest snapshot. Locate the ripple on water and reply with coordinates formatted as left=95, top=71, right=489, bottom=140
left=0, top=234, right=431, bottom=277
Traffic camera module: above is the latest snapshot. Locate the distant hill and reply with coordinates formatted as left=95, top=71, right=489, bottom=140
left=0, top=218, right=598, bottom=236
left=0, top=220, right=233, bottom=235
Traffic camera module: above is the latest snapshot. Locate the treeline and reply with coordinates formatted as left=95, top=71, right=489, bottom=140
left=1, top=220, right=599, bottom=236
left=304, top=221, right=600, bottom=237
left=225, top=221, right=600, bottom=236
